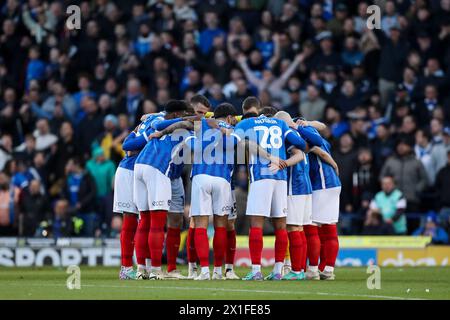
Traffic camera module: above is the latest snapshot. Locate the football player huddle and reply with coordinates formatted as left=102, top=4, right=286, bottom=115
left=113, top=94, right=341, bottom=281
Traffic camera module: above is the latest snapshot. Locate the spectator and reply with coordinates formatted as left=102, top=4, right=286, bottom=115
left=430, top=118, right=448, bottom=171
left=52, top=122, right=79, bottom=178
left=25, top=46, right=46, bottom=89
left=116, top=78, right=145, bottom=126
left=65, top=158, right=97, bottom=237
left=51, top=199, right=75, bottom=238
left=341, top=36, right=364, bottom=67
left=435, top=150, right=450, bottom=230
left=199, top=12, right=226, bottom=56
left=415, top=85, right=440, bottom=127
left=335, top=80, right=362, bottom=114
left=413, top=212, right=449, bottom=244
left=72, top=75, right=96, bottom=118
left=95, top=114, right=126, bottom=164
left=19, top=179, right=50, bottom=236
left=300, top=84, right=327, bottom=121
left=377, top=25, right=409, bottom=107
left=380, top=135, right=428, bottom=214
left=352, top=148, right=379, bottom=214
left=362, top=211, right=395, bottom=235
left=0, top=133, right=13, bottom=171
left=414, top=128, right=442, bottom=184
left=324, top=106, right=349, bottom=139
left=0, top=172, right=19, bottom=235
left=237, top=53, right=304, bottom=106
left=381, top=1, right=400, bottom=35
left=41, top=82, right=77, bottom=120
left=13, top=134, right=36, bottom=166
left=77, top=97, right=104, bottom=158
left=367, top=175, right=407, bottom=235
left=86, top=147, right=115, bottom=229
left=333, top=133, right=358, bottom=213
left=33, top=118, right=58, bottom=152
left=284, top=78, right=301, bottom=118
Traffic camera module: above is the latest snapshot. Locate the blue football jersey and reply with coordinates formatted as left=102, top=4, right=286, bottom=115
left=287, top=152, right=312, bottom=196
left=135, top=128, right=191, bottom=176
left=119, top=113, right=165, bottom=170
left=308, top=128, right=341, bottom=190
left=232, top=115, right=307, bottom=182
left=186, top=118, right=236, bottom=183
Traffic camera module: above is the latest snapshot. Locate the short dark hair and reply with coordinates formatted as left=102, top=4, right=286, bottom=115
left=186, top=103, right=195, bottom=115
left=242, top=96, right=261, bottom=112
left=190, top=94, right=211, bottom=109
left=214, top=103, right=237, bottom=119
left=417, top=128, right=432, bottom=142
left=71, top=157, right=85, bottom=169
left=396, top=134, right=415, bottom=148
left=259, top=106, right=279, bottom=117
left=164, top=100, right=188, bottom=113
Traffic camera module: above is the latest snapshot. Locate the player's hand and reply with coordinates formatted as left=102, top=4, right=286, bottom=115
left=268, top=157, right=287, bottom=172
left=333, top=165, right=339, bottom=176
left=296, top=119, right=308, bottom=127
left=140, top=113, right=152, bottom=121
left=278, top=159, right=288, bottom=169
left=268, top=162, right=280, bottom=174
left=148, top=131, right=163, bottom=140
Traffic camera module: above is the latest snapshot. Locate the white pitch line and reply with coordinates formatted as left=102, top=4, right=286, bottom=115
left=5, top=282, right=426, bottom=300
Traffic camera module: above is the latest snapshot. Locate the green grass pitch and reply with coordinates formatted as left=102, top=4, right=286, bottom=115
left=0, top=266, right=449, bottom=300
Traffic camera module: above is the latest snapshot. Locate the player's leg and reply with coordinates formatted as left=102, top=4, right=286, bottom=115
left=303, top=223, right=321, bottom=280
left=119, top=213, right=138, bottom=279
left=212, top=215, right=227, bottom=279
left=318, top=226, right=327, bottom=272
left=300, top=229, right=307, bottom=272
left=283, top=225, right=305, bottom=280
left=301, top=194, right=313, bottom=273
left=319, top=223, right=339, bottom=280
left=282, top=195, right=305, bottom=280
left=186, top=217, right=198, bottom=279
left=242, top=180, right=273, bottom=281
left=211, top=178, right=233, bottom=280
left=190, top=175, right=213, bottom=280
left=132, top=165, right=152, bottom=279
left=312, top=187, right=340, bottom=280
left=224, top=190, right=238, bottom=279
left=242, top=215, right=265, bottom=281
left=265, top=180, right=288, bottom=281
left=283, top=246, right=291, bottom=276
left=146, top=167, right=171, bottom=280
left=114, top=167, right=139, bottom=280
left=265, top=217, right=287, bottom=281
left=193, top=216, right=210, bottom=280
left=165, top=177, right=186, bottom=279
left=225, top=218, right=239, bottom=279
left=283, top=196, right=296, bottom=276
left=165, top=213, right=184, bottom=279
left=148, top=209, right=167, bottom=279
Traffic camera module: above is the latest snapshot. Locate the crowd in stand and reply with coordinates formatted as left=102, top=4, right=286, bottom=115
left=0, top=0, right=449, bottom=243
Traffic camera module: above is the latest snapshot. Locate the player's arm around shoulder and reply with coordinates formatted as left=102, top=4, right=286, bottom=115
left=297, top=119, right=327, bottom=132
left=310, top=146, right=339, bottom=176
left=284, top=147, right=305, bottom=167
left=148, top=120, right=195, bottom=140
